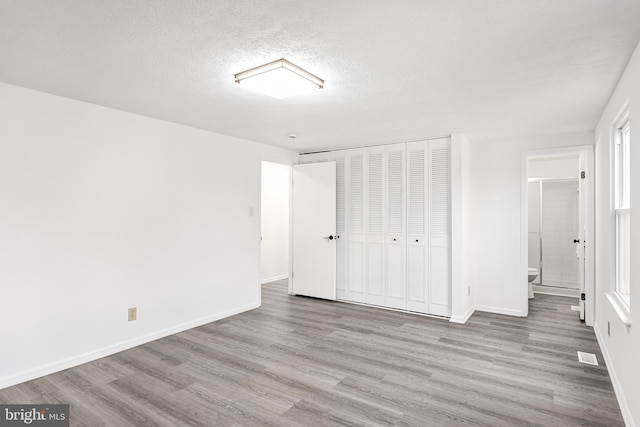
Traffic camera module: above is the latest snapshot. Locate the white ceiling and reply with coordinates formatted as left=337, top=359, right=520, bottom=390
left=1, top=1, right=639, bottom=153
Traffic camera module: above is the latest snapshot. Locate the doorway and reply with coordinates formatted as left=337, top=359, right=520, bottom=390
left=260, top=162, right=291, bottom=287
left=521, top=146, right=594, bottom=326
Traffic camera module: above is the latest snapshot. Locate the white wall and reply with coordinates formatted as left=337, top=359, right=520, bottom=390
left=261, top=162, right=290, bottom=283
left=469, top=131, right=593, bottom=316
left=0, top=82, right=297, bottom=389
left=450, top=134, right=474, bottom=322
left=593, top=40, right=640, bottom=427
left=528, top=157, right=579, bottom=179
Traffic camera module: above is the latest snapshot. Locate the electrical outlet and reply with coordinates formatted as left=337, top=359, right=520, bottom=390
left=128, top=307, right=137, bottom=322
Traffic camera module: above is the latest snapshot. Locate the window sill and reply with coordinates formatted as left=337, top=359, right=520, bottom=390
left=606, top=292, right=631, bottom=327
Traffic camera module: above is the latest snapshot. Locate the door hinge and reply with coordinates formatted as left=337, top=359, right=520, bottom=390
left=581, top=171, right=586, bottom=179
left=581, top=293, right=586, bottom=301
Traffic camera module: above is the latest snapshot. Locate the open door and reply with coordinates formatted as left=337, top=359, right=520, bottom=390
left=578, top=153, right=587, bottom=321
left=292, top=162, right=336, bottom=300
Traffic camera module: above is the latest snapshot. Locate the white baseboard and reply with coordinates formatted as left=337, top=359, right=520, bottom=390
left=337, top=299, right=450, bottom=320
left=475, top=305, right=524, bottom=317
left=450, top=306, right=475, bottom=324
left=532, top=285, right=579, bottom=298
left=541, top=279, right=579, bottom=289
left=0, top=302, right=260, bottom=390
left=261, top=274, right=288, bottom=284
left=593, top=322, right=634, bottom=427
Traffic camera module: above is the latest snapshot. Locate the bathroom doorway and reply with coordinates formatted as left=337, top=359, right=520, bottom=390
left=528, top=165, right=580, bottom=296
left=521, top=146, right=594, bottom=326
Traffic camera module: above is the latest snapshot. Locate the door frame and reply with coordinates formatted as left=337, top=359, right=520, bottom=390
left=520, top=145, right=595, bottom=325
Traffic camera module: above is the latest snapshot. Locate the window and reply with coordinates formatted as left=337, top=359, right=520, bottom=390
left=614, top=108, right=630, bottom=308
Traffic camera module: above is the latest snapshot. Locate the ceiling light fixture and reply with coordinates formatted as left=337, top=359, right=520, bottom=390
left=234, top=58, right=324, bottom=99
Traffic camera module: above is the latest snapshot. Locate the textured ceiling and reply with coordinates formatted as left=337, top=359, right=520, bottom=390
left=1, top=1, right=639, bottom=153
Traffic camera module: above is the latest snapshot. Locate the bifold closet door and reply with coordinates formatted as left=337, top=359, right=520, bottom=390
left=365, top=147, right=385, bottom=306
left=346, top=149, right=367, bottom=303
left=332, top=152, right=348, bottom=300
left=384, top=144, right=406, bottom=309
left=406, top=141, right=429, bottom=313
left=428, top=139, right=451, bottom=317
left=406, top=138, right=451, bottom=316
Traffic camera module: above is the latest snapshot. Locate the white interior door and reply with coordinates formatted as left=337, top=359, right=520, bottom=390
left=578, top=153, right=586, bottom=320
left=292, top=162, right=337, bottom=300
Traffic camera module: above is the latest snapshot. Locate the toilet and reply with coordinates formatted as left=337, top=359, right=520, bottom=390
left=527, top=267, right=538, bottom=299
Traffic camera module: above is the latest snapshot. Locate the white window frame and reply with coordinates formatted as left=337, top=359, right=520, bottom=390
left=609, top=106, right=631, bottom=325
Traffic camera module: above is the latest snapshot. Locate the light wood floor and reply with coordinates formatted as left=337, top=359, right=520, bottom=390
left=0, top=281, right=623, bottom=426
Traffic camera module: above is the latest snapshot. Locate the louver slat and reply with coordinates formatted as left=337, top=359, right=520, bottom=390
left=409, top=150, right=425, bottom=236
left=430, top=147, right=450, bottom=236
left=335, top=156, right=346, bottom=234
left=387, top=151, right=404, bottom=234
left=368, top=153, right=383, bottom=234
left=350, top=155, right=364, bottom=233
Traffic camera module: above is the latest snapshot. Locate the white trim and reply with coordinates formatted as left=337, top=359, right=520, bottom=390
left=0, top=302, right=260, bottom=390
left=449, top=306, right=475, bottom=324
left=606, top=292, right=632, bottom=327
left=594, top=323, right=635, bottom=427
left=289, top=159, right=295, bottom=295
left=532, top=285, right=579, bottom=298
left=299, top=134, right=451, bottom=155
left=528, top=176, right=579, bottom=182
left=475, top=305, right=524, bottom=317
left=261, top=274, right=289, bottom=284
left=520, top=152, right=530, bottom=317
left=610, top=103, right=631, bottom=318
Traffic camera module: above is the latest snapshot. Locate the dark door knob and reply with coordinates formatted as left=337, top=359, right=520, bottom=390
left=324, top=235, right=334, bottom=240
left=573, top=239, right=580, bottom=243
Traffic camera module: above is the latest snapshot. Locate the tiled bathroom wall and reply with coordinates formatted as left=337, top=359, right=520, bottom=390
left=540, top=180, right=580, bottom=288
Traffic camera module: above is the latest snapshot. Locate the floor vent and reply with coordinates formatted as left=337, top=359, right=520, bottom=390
left=570, top=305, right=580, bottom=312
left=577, top=351, right=598, bottom=366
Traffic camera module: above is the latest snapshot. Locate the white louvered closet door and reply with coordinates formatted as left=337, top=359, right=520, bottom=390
left=406, top=141, right=429, bottom=313
left=384, top=144, right=406, bottom=309
left=365, top=147, right=386, bottom=306
left=331, top=152, right=348, bottom=300
left=346, top=149, right=367, bottom=303
left=428, top=138, right=451, bottom=317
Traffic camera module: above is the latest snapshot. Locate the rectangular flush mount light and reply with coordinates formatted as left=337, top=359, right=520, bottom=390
left=234, top=58, right=324, bottom=99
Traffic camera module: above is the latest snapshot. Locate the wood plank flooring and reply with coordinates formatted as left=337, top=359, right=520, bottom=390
left=0, top=281, right=624, bottom=426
